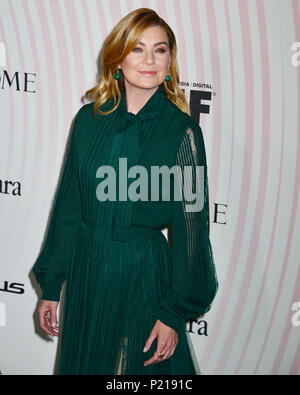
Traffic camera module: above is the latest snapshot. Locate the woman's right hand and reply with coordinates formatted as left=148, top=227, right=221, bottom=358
left=37, top=299, right=60, bottom=336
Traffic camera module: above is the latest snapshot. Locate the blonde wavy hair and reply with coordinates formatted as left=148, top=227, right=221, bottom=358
left=84, top=7, right=190, bottom=118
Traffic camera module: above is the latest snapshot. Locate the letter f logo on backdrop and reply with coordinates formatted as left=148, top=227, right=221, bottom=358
left=0, top=42, right=6, bottom=67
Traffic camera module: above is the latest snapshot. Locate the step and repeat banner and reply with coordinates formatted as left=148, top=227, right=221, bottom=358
left=0, top=0, right=299, bottom=375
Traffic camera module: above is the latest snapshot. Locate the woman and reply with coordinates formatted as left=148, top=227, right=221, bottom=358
left=33, top=8, right=218, bottom=375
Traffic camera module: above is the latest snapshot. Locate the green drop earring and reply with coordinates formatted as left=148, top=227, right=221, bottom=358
left=114, top=69, right=121, bottom=80
left=165, top=74, right=171, bottom=82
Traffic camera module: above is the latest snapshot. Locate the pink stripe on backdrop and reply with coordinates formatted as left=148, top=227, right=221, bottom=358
left=19, top=1, right=44, bottom=233
left=6, top=2, right=29, bottom=236
left=155, top=0, right=167, bottom=18
left=84, top=0, right=111, bottom=88
left=189, top=0, right=204, bottom=84
left=127, top=0, right=134, bottom=12
left=63, top=1, right=86, bottom=108
left=289, top=264, right=300, bottom=374
left=172, top=0, right=188, bottom=81
left=32, top=0, right=59, bottom=225
left=269, top=0, right=300, bottom=375
left=95, top=0, right=109, bottom=52
left=141, top=0, right=151, bottom=10
left=80, top=1, right=97, bottom=89
left=0, top=21, right=15, bottom=222
left=48, top=1, right=73, bottom=112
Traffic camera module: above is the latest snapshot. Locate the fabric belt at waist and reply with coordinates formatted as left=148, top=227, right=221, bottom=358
left=80, top=217, right=162, bottom=243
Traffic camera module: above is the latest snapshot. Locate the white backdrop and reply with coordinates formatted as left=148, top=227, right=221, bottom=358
left=0, top=0, right=300, bottom=375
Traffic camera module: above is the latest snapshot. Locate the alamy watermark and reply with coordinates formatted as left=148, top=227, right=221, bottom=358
left=95, top=158, right=205, bottom=212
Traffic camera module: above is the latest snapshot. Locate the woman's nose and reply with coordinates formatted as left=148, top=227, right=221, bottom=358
left=143, top=51, right=155, bottom=63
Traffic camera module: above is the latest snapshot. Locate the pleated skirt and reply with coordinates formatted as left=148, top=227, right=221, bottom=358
left=57, top=219, right=200, bottom=375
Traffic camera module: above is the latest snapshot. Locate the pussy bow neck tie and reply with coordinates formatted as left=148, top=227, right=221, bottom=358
left=112, top=84, right=167, bottom=242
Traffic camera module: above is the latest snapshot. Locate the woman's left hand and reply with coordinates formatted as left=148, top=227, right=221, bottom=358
left=143, top=319, right=178, bottom=366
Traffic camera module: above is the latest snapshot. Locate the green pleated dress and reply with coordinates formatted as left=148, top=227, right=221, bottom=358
left=32, top=83, right=218, bottom=375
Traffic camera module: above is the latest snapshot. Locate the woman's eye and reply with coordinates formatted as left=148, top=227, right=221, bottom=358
left=132, top=47, right=166, bottom=53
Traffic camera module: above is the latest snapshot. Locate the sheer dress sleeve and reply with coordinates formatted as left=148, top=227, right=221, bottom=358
left=32, top=112, right=83, bottom=302
left=155, top=124, right=219, bottom=333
